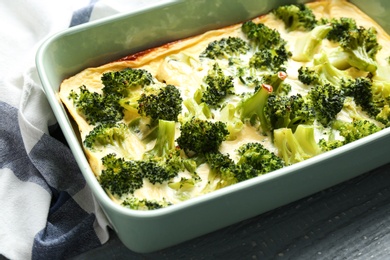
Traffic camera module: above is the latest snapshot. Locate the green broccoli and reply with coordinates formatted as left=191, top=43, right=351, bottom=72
left=69, top=86, right=124, bottom=125
left=200, top=36, right=250, bottom=59
left=236, top=142, right=284, bottom=175
left=83, top=122, right=143, bottom=158
left=331, top=26, right=381, bottom=73
left=308, top=83, right=346, bottom=126
left=333, top=119, right=382, bottom=144
left=137, top=84, right=183, bottom=121
left=376, top=105, right=390, bottom=127
left=238, top=83, right=273, bottom=134
left=265, top=93, right=316, bottom=132
left=272, top=4, right=317, bottom=32
left=204, top=144, right=283, bottom=190
left=318, top=138, right=344, bottom=152
left=371, top=78, right=390, bottom=110
left=297, top=66, right=319, bottom=85
left=176, top=118, right=229, bottom=156
left=181, top=97, right=213, bottom=121
left=273, top=125, right=322, bottom=165
left=219, top=103, right=244, bottom=140
left=370, top=64, right=390, bottom=125
left=301, top=52, right=352, bottom=86
left=99, top=153, right=144, bottom=197
left=143, top=119, right=177, bottom=159
left=342, top=77, right=379, bottom=117
left=292, top=24, right=332, bottom=62
left=249, top=47, right=291, bottom=72
left=100, top=152, right=182, bottom=195
left=325, top=17, right=358, bottom=42
left=242, top=20, right=287, bottom=50
left=204, top=152, right=239, bottom=189
left=201, top=63, right=235, bottom=108
left=101, top=68, right=154, bottom=97
left=69, top=68, right=159, bottom=125
left=137, top=157, right=181, bottom=185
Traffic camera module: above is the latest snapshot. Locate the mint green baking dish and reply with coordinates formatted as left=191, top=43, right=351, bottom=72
left=36, top=0, right=390, bottom=253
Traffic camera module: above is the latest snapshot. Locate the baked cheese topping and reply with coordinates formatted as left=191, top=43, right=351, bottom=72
left=59, top=0, right=390, bottom=210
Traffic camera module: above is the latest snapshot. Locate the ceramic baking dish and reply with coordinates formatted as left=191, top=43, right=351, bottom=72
left=36, top=0, right=390, bottom=253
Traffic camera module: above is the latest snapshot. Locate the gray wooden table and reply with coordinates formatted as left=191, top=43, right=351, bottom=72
left=71, top=162, right=390, bottom=259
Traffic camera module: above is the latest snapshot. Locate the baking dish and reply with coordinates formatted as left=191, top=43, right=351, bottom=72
left=36, top=0, right=390, bottom=253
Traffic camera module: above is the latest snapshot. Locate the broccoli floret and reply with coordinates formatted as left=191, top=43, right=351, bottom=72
left=237, top=142, right=284, bottom=175
left=371, top=78, right=390, bottom=110
left=83, top=122, right=142, bottom=158
left=139, top=120, right=192, bottom=184
left=292, top=24, right=332, bottom=62
left=272, top=4, right=317, bottom=32
left=122, top=197, right=171, bottom=210
left=274, top=125, right=322, bottom=165
left=101, top=68, right=154, bottom=97
left=144, top=120, right=176, bottom=159
left=219, top=103, right=244, bottom=141
left=137, top=120, right=185, bottom=184
left=308, top=83, right=346, bottom=126
left=204, top=144, right=284, bottom=190
left=201, top=63, right=235, bottom=108
left=324, top=17, right=380, bottom=72
left=176, top=118, right=229, bottom=156
left=181, top=97, right=213, bottom=121
left=203, top=151, right=264, bottom=188
left=342, top=77, right=380, bottom=117
left=249, top=46, right=291, bottom=72
left=137, top=84, right=183, bottom=121
left=298, top=52, right=352, bottom=87
left=204, top=152, right=239, bottom=188
left=68, top=68, right=160, bottom=125
left=318, top=138, right=344, bottom=152
left=69, top=86, right=124, bottom=125
left=220, top=163, right=257, bottom=184
left=99, top=153, right=144, bottom=197
left=265, top=93, right=316, bottom=132
left=137, top=157, right=181, bottom=185
left=333, top=119, right=382, bottom=144
left=292, top=124, right=322, bottom=156
left=205, top=151, right=235, bottom=170
left=200, top=36, right=250, bottom=59
left=325, top=17, right=358, bottom=42
left=238, top=83, right=273, bottom=134
left=376, top=105, right=390, bottom=127
left=369, top=64, right=390, bottom=125
left=334, top=26, right=381, bottom=73
left=242, top=21, right=287, bottom=50
left=297, top=66, right=319, bottom=85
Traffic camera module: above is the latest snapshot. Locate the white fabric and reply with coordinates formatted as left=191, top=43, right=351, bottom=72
left=0, top=0, right=164, bottom=259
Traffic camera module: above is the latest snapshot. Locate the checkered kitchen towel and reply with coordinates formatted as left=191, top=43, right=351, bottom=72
left=0, top=0, right=166, bottom=259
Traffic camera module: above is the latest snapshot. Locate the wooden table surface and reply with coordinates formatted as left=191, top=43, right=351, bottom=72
left=72, top=162, right=390, bottom=259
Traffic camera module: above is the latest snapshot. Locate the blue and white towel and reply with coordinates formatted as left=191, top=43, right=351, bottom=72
left=0, top=1, right=165, bottom=259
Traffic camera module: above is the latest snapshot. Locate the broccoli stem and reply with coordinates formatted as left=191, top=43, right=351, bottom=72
left=239, top=83, right=273, bottom=134
left=144, top=120, right=176, bottom=158
left=293, top=24, right=332, bottom=62
left=273, top=125, right=322, bottom=165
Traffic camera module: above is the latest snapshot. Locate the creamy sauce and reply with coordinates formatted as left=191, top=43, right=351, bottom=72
left=59, top=1, right=390, bottom=208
